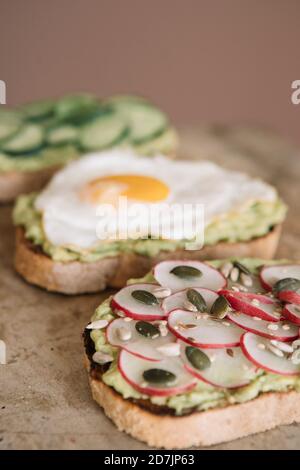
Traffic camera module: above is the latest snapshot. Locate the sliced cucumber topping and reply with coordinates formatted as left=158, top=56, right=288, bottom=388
left=113, top=100, right=168, bottom=144
left=47, top=125, right=78, bottom=146
left=1, top=124, right=44, bottom=155
left=55, top=94, right=100, bottom=123
left=21, top=99, right=55, bottom=121
left=0, top=110, right=23, bottom=143
left=79, top=114, right=128, bottom=151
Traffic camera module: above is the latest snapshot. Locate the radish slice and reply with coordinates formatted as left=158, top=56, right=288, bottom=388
left=111, top=284, right=166, bottom=320
left=222, top=291, right=281, bottom=322
left=180, top=342, right=256, bottom=388
left=153, top=260, right=226, bottom=293
left=240, top=332, right=300, bottom=376
left=278, top=290, right=300, bottom=305
left=167, top=309, right=243, bottom=348
left=106, top=318, right=175, bottom=361
left=260, top=264, right=300, bottom=290
left=283, top=304, right=300, bottom=326
left=227, top=312, right=299, bottom=341
left=162, top=288, right=218, bottom=314
left=118, top=349, right=196, bottom=396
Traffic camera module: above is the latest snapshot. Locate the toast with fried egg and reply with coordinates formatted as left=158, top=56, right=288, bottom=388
left=13, top=150, right=286, bottom=294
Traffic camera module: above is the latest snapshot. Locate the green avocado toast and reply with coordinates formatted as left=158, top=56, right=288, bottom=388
left=0, top=94, right=177, bottom=202
left=84, top=258, right=300, bottom=448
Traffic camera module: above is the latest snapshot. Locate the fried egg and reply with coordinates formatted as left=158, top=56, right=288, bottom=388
left=35, top=149, right=277, bottom=249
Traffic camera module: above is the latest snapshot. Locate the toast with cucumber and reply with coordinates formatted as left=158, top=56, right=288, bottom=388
left=13, top=150, right=286, bottom=294
left=83, top=259, right=300, bottom=449
left=0, top=94, right=178, bottom=202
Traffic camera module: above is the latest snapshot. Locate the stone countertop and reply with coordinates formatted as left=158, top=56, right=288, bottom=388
left=0, top=125, right=300, bottom=450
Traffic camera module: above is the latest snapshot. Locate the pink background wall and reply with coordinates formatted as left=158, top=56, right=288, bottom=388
left=1, top=0, right=300, bottom=143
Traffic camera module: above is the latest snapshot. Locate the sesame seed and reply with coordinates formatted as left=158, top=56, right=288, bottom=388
left=267, top=323, right=279, bottom=331
left=282, top=324, right=290, bottom=330
left=270, top=340, right=293, bottom=353
left=267, top=344, right=284, bottom=357
left=258, top=343, right=266, bottom=350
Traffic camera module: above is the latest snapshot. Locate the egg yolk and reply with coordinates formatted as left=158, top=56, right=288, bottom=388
left=81, top=174, right=169, bottom=204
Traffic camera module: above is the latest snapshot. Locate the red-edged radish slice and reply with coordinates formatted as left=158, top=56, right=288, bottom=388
left=260, top=264, right=300, bottom=291
left=162, top=287, right=218, bottom=315
left=180, top=342, right=256, bottom=389
left=227, top=312, right=299, bottom=341
left=240, top=332, right=300, bottom=376
left=153, top=260, right=226, bottom=293
left=106, top=318, right=175, bottom=361
left=118, top=349, right=196, bottom=396
left=282, top=304, right=300, bottom=326
left=278, top=290, right=300, bottom=305
left=111, top=284, right=166, bottom=321
left=222, top=291, right=281, bottom=322
left=168, top=309, right=243, bottom=348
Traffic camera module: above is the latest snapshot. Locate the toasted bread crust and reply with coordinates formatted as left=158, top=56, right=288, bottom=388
left=15, top=225, right=281, bottom=294
left=84, top=353, right=300, bottom=449
left=0, top=166, right=60, bottom=203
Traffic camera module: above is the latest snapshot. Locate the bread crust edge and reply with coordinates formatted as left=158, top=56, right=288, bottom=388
left=84, top=353, right=300, bottom=449
left=14, top=224, right=282, bottom=294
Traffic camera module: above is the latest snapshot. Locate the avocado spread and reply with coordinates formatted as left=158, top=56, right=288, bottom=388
left=13, top=194, right=286, bottom=262
left=89, top=259, right=300, bottom=415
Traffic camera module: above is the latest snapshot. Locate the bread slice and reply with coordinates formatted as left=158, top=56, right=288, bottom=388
left=84, top=355, right=300, bottom=449
left=15, top=224, right=281, bottom=294
left=0, top=166, right=60, bottom=203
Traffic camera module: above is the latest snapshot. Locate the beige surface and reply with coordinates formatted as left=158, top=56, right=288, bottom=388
left=1, top=126, right=300, bottom=450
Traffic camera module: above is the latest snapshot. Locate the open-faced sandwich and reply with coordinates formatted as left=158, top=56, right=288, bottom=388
left=13, top=149, right=286, bottom=294
left=83, top=259, right=300, bottom=448
left=0, top=94, right=177, bottom=202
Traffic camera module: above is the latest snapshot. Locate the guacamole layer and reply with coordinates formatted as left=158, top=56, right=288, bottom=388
left=89, top=259, right=300, bottom=416
left=13, top=194, right=286, bottom=263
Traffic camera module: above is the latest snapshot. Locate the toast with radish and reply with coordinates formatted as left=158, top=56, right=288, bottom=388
left=84, top=258, right=300, bottom=449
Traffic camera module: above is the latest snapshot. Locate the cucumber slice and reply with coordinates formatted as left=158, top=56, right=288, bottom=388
left=0, top=110, right=23, bottom=143
left=21, top=99, right=55, bottom=121
left=55, top=94, right=100, bottom=123
left=1, top=124, right=44, bottom=155
left=47, top=125, right=78, bottom=146
left=113, top=100, right=168, bottom=144
left=79, top=114, right=128, bottom=151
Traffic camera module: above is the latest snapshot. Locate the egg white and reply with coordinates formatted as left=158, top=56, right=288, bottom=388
left=35, top=149, right=277, bottom=249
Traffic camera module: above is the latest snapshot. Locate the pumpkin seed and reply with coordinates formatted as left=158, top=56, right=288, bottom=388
left=233, top=261, right=251, bottom=275
left=185, top=346, right=211, bottom=370
left=131, top=289, right=159, bottom=305
left=273, top=277, right=300, bottom=293
left=186, top=288, right=207, bottom=312
left=170, top=265, right=202, bottom=279
left=143, top=368, right=176, bottom=385
left=210, top=295, right=230, bottom=319
left=135, top=321, right=160, bottom=338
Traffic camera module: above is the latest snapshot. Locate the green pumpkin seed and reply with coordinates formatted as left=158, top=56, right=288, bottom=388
left=273, top=277, right=300, bottom=293
left=233, top=261, right=251, bottom=275
left=143, top=368, right=176, bottom=385
left=186, top=289, right=207, bottom=312
left=210, top=295, right=230, bottom=319
left=185, top=346, right=211, bottom=370
left=131, top=289, right=159, bottom=305
left=135, top=321, right=160, bottom=338
left=170, top=265, right=202, bottom=279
